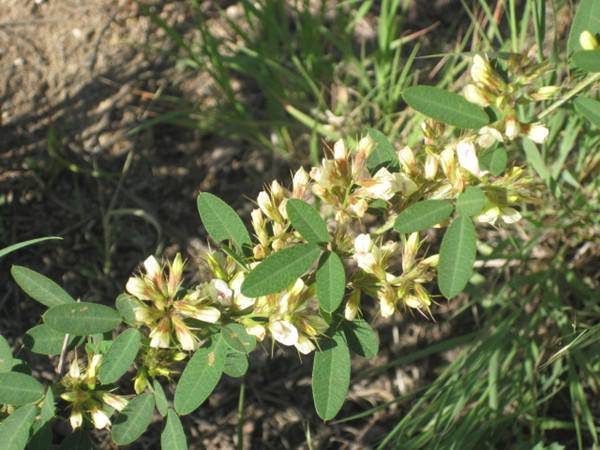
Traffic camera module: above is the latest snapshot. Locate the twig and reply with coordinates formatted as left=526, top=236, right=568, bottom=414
left=56, top=333, right=70, bottom=375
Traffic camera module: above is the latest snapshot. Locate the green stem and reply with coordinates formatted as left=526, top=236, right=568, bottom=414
left=237, top=381, right=246, bottom=450
left=539, top=73, right=600, bottom=120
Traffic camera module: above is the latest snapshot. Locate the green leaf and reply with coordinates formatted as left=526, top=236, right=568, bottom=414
left=394, top=200, right=454, bottom=233
left=366, top=128, right=399, bottom=173
left=29, top=389, right=55, bottom=450
left=574, top=96, right=600, bottom=127
left=437, top=216, right=477, bottom=298
left=11, top=266, right=75, bottom=308
left=403, top=86, right=490, bottom=129
left=0, top=237, right=61, bottom=260
left=153, top=380, right=169, bottom=417
left=0, top=336, right=12, bottom=373
left=0, top=372, right=44, bottom=405
left=112, top=393, right=155, bottom=445
left=567, top=0, right=600, bottom=53
left=174, top=336, right=226, bottom=415
left=57, top=429, right=93, bottom=450
left=316, top=252, right=345, bottom=313
left=24, top=325, right=73, bottom=356
left=241, top=244, right=321, bottom=297
left=312, top=331, right=351, bottom=420
left=343, top=319, right=379, bottom=359
left=221, top=323, right=256, bottom=354
left=161, top=409, right=188, bottom=450
left=115, top=294, right=138, bottom=325
left=98, top=328, right=141, bottom=384
left=456, top=187, right=486, bottom=217
left=479, top=146, right=507, bottom=176
left=522, top=138, right=550, bottom=182
left=197, top=192, right=251, bottom=249
left=286, top=199, right=329, bottom=244
left=0, top=404, right=38, bottom=450
left=573, top=50, right=600, bottom=72
left=223, top=352, right=249, bottom=378
left=43, top=302, right=121, bottom=335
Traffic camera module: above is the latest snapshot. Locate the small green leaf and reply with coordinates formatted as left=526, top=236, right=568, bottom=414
left=11, top=266, right=75, bottom=308
left=24, top=325, right=73, bottom=356
left=403, top=86, right=490, bottom=129
left=312, top=331, right=351, bottom=420
left=174, top=336, right=226, bottom=415
left=161, top=409, right=188, bottom=450
left=286, top=199, right=329, bottom=244
left=112, top=393, right=155, bottom=445
left=222, top=324, right=256, bottom=354
left=115, top=294, right=138, bottom=325
left=0, top=372, right=44, bottom=405
left=241, top=244, right=321, bottom=297
left=456, top=187, right=486, bottom=217
left=343, top=319, right=379, bottom=359
left=0, top=336, right=12, bottom=373
left=522, top=138, right=550, bottom=182
left=43, top=302, right=121, bottom=335
left=574, top=96, right=600, bottom=127
left=573, top=50, right=600, bottom=72
left=366, top=128, right=399, bottom=173
left=481, top=147, right=507, bottom=176
left=437, top=216, right=477, bottom=298
left=0, top=237, right=61, bottom=260
left=0, top=404, right=38, bottom=450
left=567, top=0, right=600, bottom=53
left=98, top=328, right=141, bottom=384
left=197, top=192, right=251, bottom=249
left=57, top=429, right=93, bottom=450
left=29, top=389, right=56, bottom=450
left=223, top=352, right=249, bottom=378
left=153, top=380, right=169, bottom=417
left=394, top=200, right=454, bottom=233
left=316, top=252, right=345, bottom=313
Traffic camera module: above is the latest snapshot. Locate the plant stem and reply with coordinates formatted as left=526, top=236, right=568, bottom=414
left=237, top=381, right=246, bottom=450
left=539, top=73, right=600, bottom=120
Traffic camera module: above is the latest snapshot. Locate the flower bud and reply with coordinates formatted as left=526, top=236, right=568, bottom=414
left=402, top=233, right=419, bottom=272
left=344, top=290, right=361, bottom=321
left=471, top=55, right=491, bottom=85
left=91, top=408, right=111, bottom=429
left=530, top=85, right=560, bottom=101
left=295, top=335, right=316, bottom=355
left=526, top=122, right=549, bottom=144
left=269, top=320, right=299, bottom=346
left=505, top=118, right=520, bottom=140
left=424, top=153, right=439, bottom=180
left=440, top=147, right=455, bottom=177
left=456, top=141, right=480, bottom=176
left=70, top=408, right=83, bottom=430
left=463, top=84, right=490, bottom=107
left=333, top=139, right=347, bottom=160
left=168, top=253, right=184, bottom=296
left=102, top=393, right=128, bottom=412
left=477, top=126, right=503, bottom=149
left=292, top=167, right=310, bottom=198
left=378, top=286, right=396, bottom=318
left=143, top=255, right=161, bottom=280
left=397, top=146, right=417, bottom=174
left=356, top=135, right=375, bottom=157
left=134, top=372, right=148, bottom=394
left=579, top=30, right=599, bottom=50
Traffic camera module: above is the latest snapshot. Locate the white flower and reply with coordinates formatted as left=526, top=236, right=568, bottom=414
left=333, top=139, right=347, bottom=160
left=424, top=153, right=439, bottom=179
left=354, top=233, right=372, bottom=254
left=463, top=84, right=489, bottom=107
left=505, top=118, right=520, bottom=140
left=70, top=409, right=83, bottom=430
left=292, top=167, right=310, bottom=198
left=471, top=55, right=491, bottom=84
left=91, top=409, right=111, bottom=429
left=257, top=191, right=273, bottom=218
left=476, top=206, right=501, bottom=224
left=126, top=277, right=147, bottom=300
left=211, top=279, right=233, bottom=306
left=246, top=324, right=266, bottom=341
left=456, top=141, right=480, bottom=176
left=379, top=294, right=395, bottom=318
left=102, top=393, right=128, bottom=412
left=527, top=123, right=549, bottom=144
left=477, top=126, right=504, bottom=149
left=230, top=272, right=256, bottom=310
left=68, top=359, right=81, bottom=379
left=397, top=146, right=417, bottom=174
left=270, top=320, right=299, bottom=346
left=361, top=167, right=397, bottom=200
left=357, top=135, right=375, bottom=156
left=143, top=255, right=161, bottom=279
left=500, top=207, right=521, bottom=224
left=295, top=335, right=316, bottom=354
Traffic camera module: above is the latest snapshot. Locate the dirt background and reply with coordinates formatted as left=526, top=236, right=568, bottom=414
left=0, top=1, right=509, bottom=449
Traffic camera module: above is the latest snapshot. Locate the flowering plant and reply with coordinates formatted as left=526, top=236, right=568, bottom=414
left=1, top=15, right=599, bottom=449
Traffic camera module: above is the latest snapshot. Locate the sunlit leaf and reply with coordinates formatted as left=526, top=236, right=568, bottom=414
left=567, top=0, right=600, bottom=53
left=437, top=216, right=477, bottom=298
left=456, top=187, right=486, bottom=217
left=161, top=409, right=188, bottom=450
left=403, top=86, right=490, bottom=129
left=112, top=393, right=155, bottom=445
left=574, top=96, right=600, bottom=127
left=0, top=372, right=44, bottom=406
left=286, top=199, right=329, bottom=244
left=343, top=319, right=379, bottom=358
left=479, top=147, right=507, bottom=176
left=573, top=50, right=600, bottom=72
left=394, top=200, right=454, bottom=233
left=223, top=352, right=249, bottom=378
left=24, top=325, right=73, bottom=356
left=222, top=323, right=256, bottom=354
left=316, top=252, right=345, bottom=313
left=11, top=266, right=75, bottom=308
left=0, top=336, right=12, bottom=373
left=98, top=328, right=141, bottom=384
left=366, top=128, right=399, bottom=173
left=0, top=404, right=38, bottom=450
left=153, top=379, right=169, bottom=417
left=43, top=302, right=121, bottom=335
left=197, top=192, right=251, bottom=249
left=241, top=244, right=321, bottom=297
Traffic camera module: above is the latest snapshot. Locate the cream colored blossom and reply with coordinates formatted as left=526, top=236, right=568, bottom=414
left=456, top=141, right=480, bottom=176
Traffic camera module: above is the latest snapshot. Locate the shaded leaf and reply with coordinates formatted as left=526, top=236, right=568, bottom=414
left=366, top=128, right=399, bottom=173
left=0, top=372, right=44, bottom=405
left=153, top=379, right=169, bottom=417
left=456, top=187, right=486, bottom=217
left=573, top=50, right=600, bottom=72
left=479, top=146, right=507, bottom=176
left=403, top=86, right=490, bottom=129
left=0, top=335, right=12, bottom=373
left=286, top=199, right=329, bottom=244
left=574, top=96, right=600, bottom=127
left=197, top=192, right=251, bottom=249
left=222, top=324, right=256, bottom=354
left=0, top=404, right=38, bottom=450
left=115, top=294, right=138, bottom=325
left=567, top=0, right=600, bottom=53
left=241, top=244, right=321, bottom=297
left=112, top=393, right=155, bottom=445
left=175, top=336, right=226, bottom=415
left=98, top=328, right=141, bottom=384
left=161, top=409, right=188, bottom=450
left=11, top=266, right=75, bottom=308
left=43, top=302, right=121, bottom=335
left=316, top=252, right=345, bottom=313
left=437, top=216, right=477, bottom=298
left=57, top=429, right=93, bottom=450
left=223, top=352, right=249, bottom=378
left=312, top=331, right=351, bottom=420
left=24, top=325, right=72, bottom=356
left=394, top=200, right=454, bottom=233
left=343, top=319, right=379, bottom=358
